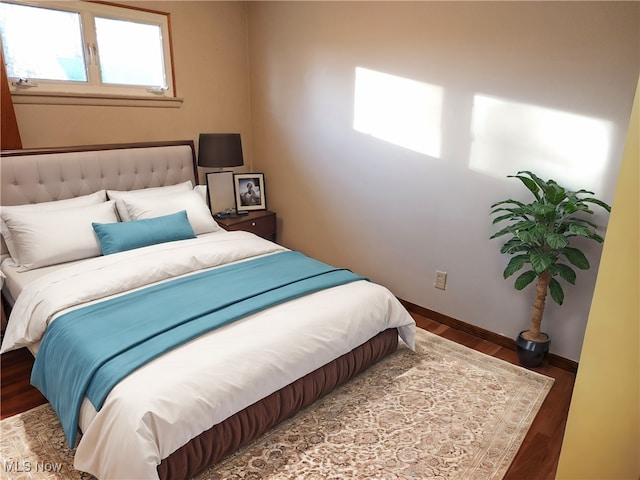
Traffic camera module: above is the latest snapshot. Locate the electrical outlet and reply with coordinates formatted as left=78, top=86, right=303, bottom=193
left=435, top=271, right=447, bottom=290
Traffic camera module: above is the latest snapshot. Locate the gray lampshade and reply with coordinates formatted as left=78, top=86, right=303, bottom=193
left=198, top=133, right=244, bottom=168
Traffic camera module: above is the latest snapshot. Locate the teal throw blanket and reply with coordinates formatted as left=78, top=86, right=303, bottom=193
left=30, top=251, right=366, bottom=447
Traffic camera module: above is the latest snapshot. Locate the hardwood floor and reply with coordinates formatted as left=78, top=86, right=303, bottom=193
left=0, top=311, right=575, bottom=479
left=1, top=346, right=46, bottom=419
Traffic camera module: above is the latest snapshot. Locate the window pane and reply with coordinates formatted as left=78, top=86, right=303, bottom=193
left=95, top=17, right=166, bottom=87
left=0, top=3, right=87, bottom=82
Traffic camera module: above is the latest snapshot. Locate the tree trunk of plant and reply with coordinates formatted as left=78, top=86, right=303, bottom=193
left=524, top=271, right=551, bottom=342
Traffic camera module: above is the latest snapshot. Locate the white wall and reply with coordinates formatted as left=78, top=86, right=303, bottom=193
left=247, top=1, right=640, bottom=361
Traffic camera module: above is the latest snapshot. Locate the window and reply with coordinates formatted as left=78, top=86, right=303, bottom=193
left=0, top=1, right=175, bottom=98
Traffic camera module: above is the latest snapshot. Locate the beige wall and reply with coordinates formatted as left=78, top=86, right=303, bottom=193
left=247, top=1, right=640, bottom=361
left=556, top=77, right=639, bottom=479
left=10, top=1, right=254, bottom=178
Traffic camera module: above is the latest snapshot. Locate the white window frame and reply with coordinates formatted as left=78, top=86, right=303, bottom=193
left=1, top=0, right=177, bottom=101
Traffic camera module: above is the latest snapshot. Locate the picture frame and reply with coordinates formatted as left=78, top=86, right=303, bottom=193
left=233, top=173, right=266, bottom=211
left=205, top=171, right=236, bottom=215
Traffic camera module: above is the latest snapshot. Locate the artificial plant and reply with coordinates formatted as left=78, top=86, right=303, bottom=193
left=490, top=171, right=611, bottom=342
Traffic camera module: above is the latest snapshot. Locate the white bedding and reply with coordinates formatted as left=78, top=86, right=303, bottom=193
left=1, top=256, right=93, bottom=309
left=1, top=231, right=415, bottom=479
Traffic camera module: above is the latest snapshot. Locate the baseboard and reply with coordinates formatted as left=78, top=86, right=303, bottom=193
left=399, top=299, right=578, bottom=374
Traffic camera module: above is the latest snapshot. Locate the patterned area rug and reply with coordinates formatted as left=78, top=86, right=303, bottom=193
left=0, top=329, right=553, bottom=480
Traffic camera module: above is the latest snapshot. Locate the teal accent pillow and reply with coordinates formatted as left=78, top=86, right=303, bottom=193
left=92, top=210, right=196, bottom=255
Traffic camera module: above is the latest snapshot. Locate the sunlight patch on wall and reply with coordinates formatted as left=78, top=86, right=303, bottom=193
left=353, top=67, right=443, bottom=158
left=470, top=95, right=612, bottom=191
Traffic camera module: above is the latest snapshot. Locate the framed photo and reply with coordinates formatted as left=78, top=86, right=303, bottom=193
left=233, top=173, right=266, bottom=211
left=205, top=171, right=235, bottom=214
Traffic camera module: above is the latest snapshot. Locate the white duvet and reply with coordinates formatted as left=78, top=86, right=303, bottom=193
left=1, top=231, right=415, bottom=479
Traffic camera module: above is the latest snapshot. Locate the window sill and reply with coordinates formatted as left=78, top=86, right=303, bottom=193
left=11, top=91, right=183, bottom=108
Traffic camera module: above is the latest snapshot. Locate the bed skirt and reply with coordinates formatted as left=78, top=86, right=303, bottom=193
left=157, top=327, right=399, bottom=479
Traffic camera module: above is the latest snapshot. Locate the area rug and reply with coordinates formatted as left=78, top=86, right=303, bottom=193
left=0, top=329, right=554, bottom=480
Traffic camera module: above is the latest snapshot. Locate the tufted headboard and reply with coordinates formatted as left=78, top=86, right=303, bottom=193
left=1, top=140, right=197, bottom=206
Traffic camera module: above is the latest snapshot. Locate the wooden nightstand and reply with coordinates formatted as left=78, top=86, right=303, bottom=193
left=215, top=210, right=277, bottom=243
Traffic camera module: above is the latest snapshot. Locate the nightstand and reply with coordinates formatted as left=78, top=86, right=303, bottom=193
left=215, top=210, right=277, bottom=243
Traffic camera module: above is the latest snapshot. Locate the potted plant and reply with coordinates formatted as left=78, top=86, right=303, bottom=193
left=490, top=171, right=611, bottom=367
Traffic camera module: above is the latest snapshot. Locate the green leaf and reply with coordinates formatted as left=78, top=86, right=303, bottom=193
left=500, top=239, right=531, bottom=255
left=508, top=174, right=541, bottom=200
left=561, top=201, right=578, bottom=214
left=531, top=202, right=556, bottom=217
left=570, top=203, right=593, bottom=215
left=515, top=220, right=537, bottom=230
left=546, top=233, right=568, bottom=249
left=490, top=199, right=525, bottom=209
left=503, top=255, right=529, bottom=278
left=545, top=182, right=567, bottom=205
left=582, top=197, right=611, bottom=212
left=492, top=212, right=521, bottom=224
left=567, top=224, right=592, bottom=238
left=517, top=170, right=552, bottom=197
left=516, top=224, right=545, bottom=244
left=490, top=225, right=515, bottom=240
left=562, top=247, right=590, bottom=270
left=576, top=204, right=595, bottom=215
left=549, top=278, right=564, bottom=305
left=490, top=206, right=519, bottom=215
left=532, top=223, right=548, bottom=241
left=491, top=220, right=537, bottom=240
left=556, top=263, right=576, bottom=284
left=530, top=251, right=555, bottom=273
left=562, top=217, right=599, bottom=230
left=514, top=270, right=537, bottom=290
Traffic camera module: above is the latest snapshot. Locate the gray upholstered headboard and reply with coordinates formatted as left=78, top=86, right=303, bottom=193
left=0, top=140, right=198, bottom=317
left=0, top=140, right=197, bottom=206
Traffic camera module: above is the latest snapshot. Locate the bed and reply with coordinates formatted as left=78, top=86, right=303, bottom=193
left=0, top=140, right=416, bottom=479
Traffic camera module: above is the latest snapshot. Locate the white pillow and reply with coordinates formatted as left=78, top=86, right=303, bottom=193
left=1, top=201, right=118, bottom=271
left=193, top=184, right=207, bottom=203
left=121, top=190, right=219, bottom=235
left=0, top=190, right=107, bottom=261
left=107, top=181, right=193, bottom=221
